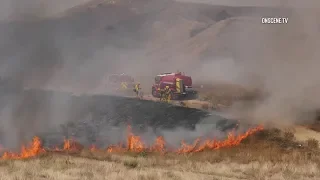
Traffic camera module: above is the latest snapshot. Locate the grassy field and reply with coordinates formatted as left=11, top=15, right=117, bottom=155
left=0, top=129, right=319, bottom=180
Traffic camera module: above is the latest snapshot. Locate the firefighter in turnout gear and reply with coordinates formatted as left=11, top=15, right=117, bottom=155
left=134, top=82, right=141, bottom=98
left=158, top=87, right=165, bottom=101
left=163, top=86, right=171, bottom=103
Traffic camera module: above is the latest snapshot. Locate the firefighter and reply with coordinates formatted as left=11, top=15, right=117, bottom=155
left=157, top=82, right=165, bottom=101
left=158, top=87, right=165, bottom=101
left=134, top=82, right=141, bottom=97
left=164, top=86, right=171, bottom=103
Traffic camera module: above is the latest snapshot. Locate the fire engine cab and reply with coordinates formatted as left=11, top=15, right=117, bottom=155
left=151, top=72, right=197, bottom=100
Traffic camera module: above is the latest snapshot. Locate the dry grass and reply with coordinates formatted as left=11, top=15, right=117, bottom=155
left=0, top=129, right=320, bottom=180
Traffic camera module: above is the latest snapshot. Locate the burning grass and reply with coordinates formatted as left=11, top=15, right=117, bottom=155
left=0, top=125, right=263, bottom=159
left=0, top=128, right=319, bottom=180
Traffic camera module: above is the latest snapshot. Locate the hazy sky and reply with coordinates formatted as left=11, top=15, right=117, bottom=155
left=175, top=0, right=318, bottom=7
left=0, top=0, right=91, bottom=21
left=1, top=0, right=318, bottom=21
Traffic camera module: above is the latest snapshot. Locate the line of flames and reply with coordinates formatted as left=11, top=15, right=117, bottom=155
left=0, top=125, right=264, bottom=160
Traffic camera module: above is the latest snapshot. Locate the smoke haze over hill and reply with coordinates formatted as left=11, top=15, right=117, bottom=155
left=0, top=0, right=319, bottom=149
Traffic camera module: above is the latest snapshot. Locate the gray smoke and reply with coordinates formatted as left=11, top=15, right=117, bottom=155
left=186, top=1, right=320, bottom=125
left=0, top=0, right=108, bottom=149
left=1, top=0, right=318, bottom=150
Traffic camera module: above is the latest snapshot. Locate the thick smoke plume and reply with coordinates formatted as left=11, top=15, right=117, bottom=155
left=0, top=0, right=111, bottom=149
left=0, top=0, right=319, bottom=149
left=188, top=1, right=320, bottom=125
left=0, top=0, right=208, bottom=149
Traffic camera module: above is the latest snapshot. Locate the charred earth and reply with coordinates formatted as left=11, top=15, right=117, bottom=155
left=0, top=88, right=240, bottom=150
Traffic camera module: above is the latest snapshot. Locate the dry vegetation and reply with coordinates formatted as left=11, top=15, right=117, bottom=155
left=0, top=129, right=319, bottom=180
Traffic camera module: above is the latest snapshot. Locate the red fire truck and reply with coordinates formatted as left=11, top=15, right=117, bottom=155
left=151, top=72, right=197, bottom=100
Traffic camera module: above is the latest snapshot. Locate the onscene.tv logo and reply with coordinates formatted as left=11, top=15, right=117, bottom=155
left=261, top=17, right=288, bottom=24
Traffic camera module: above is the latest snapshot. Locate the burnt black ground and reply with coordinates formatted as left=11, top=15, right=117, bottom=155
left=0, top=88, right=239, bottom=149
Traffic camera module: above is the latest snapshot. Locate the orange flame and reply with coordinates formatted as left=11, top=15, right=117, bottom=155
left=1, top=137, right=45, bottom=159
left=0, top=125, right=263, bottom=159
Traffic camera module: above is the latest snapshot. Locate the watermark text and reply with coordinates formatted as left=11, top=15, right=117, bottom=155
left=261, top=17, right=288, bottom=24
